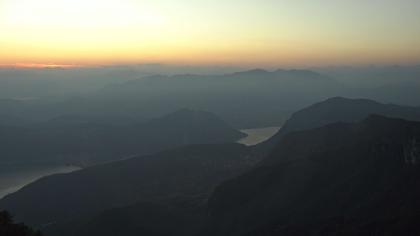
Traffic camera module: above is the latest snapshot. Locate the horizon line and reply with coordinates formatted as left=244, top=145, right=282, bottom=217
left=1, top=62, right=420, bottom=70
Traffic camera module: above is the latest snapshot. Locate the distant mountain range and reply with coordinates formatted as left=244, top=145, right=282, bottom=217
left=0, top=68, right=341, bottom=129
left=1, top=66, right=419, bottom=128
left=2, top=97, right=420, bottom=236
left=52, top=69, right=338, bottom=128
left=0, top=109, right=245, bottom=165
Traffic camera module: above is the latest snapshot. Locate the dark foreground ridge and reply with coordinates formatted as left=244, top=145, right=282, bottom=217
left=2, top=114, right=420, bottom=236
left=207, top=115, right=420, bottom=236
left=0, top=143, right=260, bottom=236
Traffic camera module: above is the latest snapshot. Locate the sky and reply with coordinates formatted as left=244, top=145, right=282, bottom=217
left=0, top=0, right=419, bottom=67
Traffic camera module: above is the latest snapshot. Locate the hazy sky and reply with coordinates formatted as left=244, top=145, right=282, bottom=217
left=0, top=0, right=419, bottom=67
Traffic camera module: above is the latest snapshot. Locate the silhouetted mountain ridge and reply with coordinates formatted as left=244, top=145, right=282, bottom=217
left=261, top=97, right=420, bottom=150
left=0, top=109, right=245, bottom=164
left=3, top=98, right=420, bottom=236
left=55, top=68, right=338, bottom=128
left=0, top=143, right=260, bottom=236
left=206, top=115, right=420, bottom=236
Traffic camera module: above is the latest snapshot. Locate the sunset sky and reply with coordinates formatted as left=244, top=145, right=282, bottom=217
left=0, top=0, right=419, bottom=67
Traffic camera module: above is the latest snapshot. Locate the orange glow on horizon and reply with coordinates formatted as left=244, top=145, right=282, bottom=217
left=0, top=63, right=83, bottom=69
left=0, top=0, right=419, bottom=67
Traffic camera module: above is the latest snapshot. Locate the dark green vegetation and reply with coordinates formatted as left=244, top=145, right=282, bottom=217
left=0, top=211, right=41, bottom=236
left=0, top=109, right=245, bottom=164
left=2, top=97, right=420, bottom=236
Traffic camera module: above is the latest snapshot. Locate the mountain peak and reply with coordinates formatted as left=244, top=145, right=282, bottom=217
left=274, top=69, right=324, bottom=77
left=233, top=69, right=270, bottom=76
left=324, top=96, right=379, bottom=104
left=259, top=97, right=420, bottom=150
left=158, top=108, right=210, bottom=120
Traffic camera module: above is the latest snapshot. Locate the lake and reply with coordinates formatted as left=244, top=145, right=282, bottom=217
left=0, top=127, right=280, bottom=199
left=237, top=126, right=281, bottom=146
left=0, top=163, right=81, bottom=199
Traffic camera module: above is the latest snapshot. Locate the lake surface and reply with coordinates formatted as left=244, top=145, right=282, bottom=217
left=237, top=126, right=281, bottom=146
left=0, top=163, right=81, bottom=199
left=0, top=128, right=280, bottom=199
